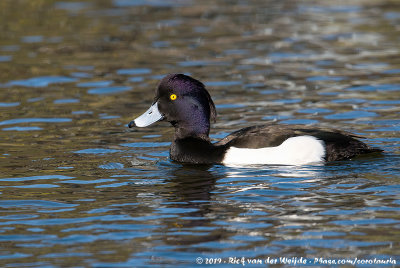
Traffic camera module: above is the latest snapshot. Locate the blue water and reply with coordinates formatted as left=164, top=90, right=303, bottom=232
left=0, top=0, right=399, bottom=267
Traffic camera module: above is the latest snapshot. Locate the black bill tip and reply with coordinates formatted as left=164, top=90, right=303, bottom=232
left=128, top=120, right=136, bottom=128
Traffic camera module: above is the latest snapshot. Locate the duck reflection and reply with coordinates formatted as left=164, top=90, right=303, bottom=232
left=162, top=163, right=220, bottom=202
left=126, top=163, right=226, bottom=249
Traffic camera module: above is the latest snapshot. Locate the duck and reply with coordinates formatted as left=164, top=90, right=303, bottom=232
left=128, top=73, right=382, bottom=165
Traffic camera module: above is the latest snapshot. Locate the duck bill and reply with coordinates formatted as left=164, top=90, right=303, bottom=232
left=128, top=102, right=164, bottom=128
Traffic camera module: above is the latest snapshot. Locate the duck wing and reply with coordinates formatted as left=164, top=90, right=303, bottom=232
left=215, top=124, right=297, bottom=148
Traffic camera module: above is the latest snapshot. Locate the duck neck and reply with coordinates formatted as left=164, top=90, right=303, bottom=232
left=172, top=120, right=210, bottom=141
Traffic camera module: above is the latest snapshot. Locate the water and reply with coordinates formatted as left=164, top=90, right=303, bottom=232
left=0, top=0, right=399, bottom=267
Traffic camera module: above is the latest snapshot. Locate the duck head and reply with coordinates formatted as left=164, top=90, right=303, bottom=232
left=129, top=74, right=217, bottom=139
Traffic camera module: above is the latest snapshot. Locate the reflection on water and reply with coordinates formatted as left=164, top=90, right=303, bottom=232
left=0, top=0, right=399, bottom=266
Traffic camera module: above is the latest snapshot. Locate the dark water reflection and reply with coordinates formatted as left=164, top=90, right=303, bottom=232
left=0, top=0, right=400, bottom=266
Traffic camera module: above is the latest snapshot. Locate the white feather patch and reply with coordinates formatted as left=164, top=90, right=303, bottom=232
left=222, top=135, right=326, bottom=166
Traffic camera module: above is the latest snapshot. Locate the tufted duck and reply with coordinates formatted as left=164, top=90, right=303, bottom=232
left=128, top=74, right=382, bottom=165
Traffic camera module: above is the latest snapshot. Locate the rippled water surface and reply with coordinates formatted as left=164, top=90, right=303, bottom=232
left=1, top=0, right=399, bottom=267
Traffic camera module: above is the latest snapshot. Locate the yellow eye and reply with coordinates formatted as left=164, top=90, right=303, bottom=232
left=170, top=94, right=177, bottom=101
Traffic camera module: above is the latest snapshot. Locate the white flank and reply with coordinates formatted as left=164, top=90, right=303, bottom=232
left=222, top=135, right=326, bottom=166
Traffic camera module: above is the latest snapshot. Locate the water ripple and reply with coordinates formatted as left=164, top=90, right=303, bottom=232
left=73, top=148, right=122, bottom=154
left=0, top=175, right=74, bottom=182
left=87, top=86, right=132, bottom=95
left=1, top=0, right=399, bottom=266
left=0, top=200, right=77, bottom=208
left=6, top=76, right=77, bottom=87
left=0, top=118, right=72, bottom=126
